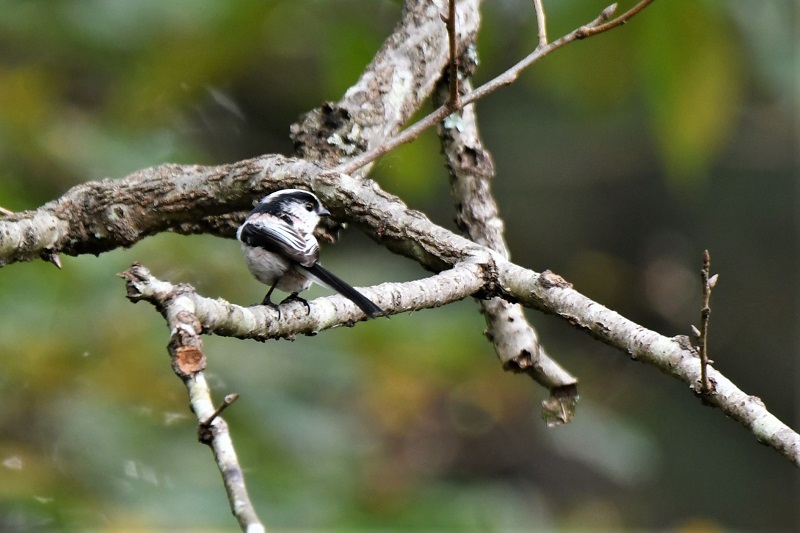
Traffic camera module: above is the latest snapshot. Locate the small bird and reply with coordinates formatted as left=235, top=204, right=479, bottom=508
left=236, top=189, right=384, bottom=319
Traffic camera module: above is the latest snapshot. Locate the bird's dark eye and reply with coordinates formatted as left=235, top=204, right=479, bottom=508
left=305, top=202, right=314, bottom=212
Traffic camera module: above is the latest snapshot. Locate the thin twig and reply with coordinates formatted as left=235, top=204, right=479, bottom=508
left=330, top=0, right=657, bottom=176
left=201, top=393, right=241, bottom=428
left=187, top=375, right=264, bottom=532
left=575, top=0, right=656, bottom=39
left=698, top=249, right=717, bottom=394
left=444, top=0, right=460, bottom=108
left=532, top=0, right=548, bottom=48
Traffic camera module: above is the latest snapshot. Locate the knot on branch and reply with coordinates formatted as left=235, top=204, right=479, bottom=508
left=537, top=270, right=572, bottom=290
left=169, top=321, right=207, bottom=378
left=291, top=102, right=367, bottom=165
left=197, top=419, right=216, bottom=446
left=118, top=262, right=153, bottom=302
left=472, top=258, right=503, bottom=300
left=541, top=384, right=580, bottom=427
left=57, top=181, right=145, bottom=251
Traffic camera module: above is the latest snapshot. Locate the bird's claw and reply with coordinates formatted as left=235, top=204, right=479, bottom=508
left=256, top=298, right=283, bottom=320
left=281, top=293, right=311, bottom=315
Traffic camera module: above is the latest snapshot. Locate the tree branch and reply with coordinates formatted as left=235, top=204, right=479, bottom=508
left=121, top=261, right=485, bottom=339
left=0, top=0, right=484, bottom=267
left=121, top=218, right=800, bottom=467
left=574, top=0, right=658, bottom=39
left=7, top=0, right=791, bottom=529
left=697, top=249, right=717, bottom=394
left=5, top=0, right=794, bottom=479
left=120, top=266, right=265, bottom=531
left=501, top=265, right=800, bottom=466
left=9, top=147, right=800, bottom=466
left=331, top=0, right=658, bottom=176
left=291, top=0, right=481, bottom=171
left=532, top=0, right=548, bottom=48
left=0, top=155, right=314, bottom=265
left=434, top=61, right=578, bottom=422
left=7, top=146, right=797, bottom=466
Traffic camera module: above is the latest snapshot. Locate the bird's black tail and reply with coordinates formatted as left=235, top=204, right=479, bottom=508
left=304, top=263, right=385, bottom=319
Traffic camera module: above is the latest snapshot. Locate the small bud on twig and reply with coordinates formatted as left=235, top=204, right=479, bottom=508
left=696, top=249, right=717, bottom=395
left=600, top=3, right=619, bottom=21
left=202, top=393, right=240, bottom=428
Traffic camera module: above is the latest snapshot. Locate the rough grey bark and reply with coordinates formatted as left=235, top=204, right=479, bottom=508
left=291, top=0, right=482, bottom=171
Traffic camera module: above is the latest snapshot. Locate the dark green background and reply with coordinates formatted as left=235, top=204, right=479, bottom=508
left=1, top=1, right=796, bottom=530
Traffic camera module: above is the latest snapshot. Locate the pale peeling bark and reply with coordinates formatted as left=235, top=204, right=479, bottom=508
left=503, top=264, right=800, bottom=464
left=434, top=66, right=578, bottom=422
left=121, top=268, right=264, bottom=532
left=123, top=261, right=484, bottom=339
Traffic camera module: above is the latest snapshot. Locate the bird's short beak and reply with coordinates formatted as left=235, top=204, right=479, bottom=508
left=319, top=208, right=331, bottom=217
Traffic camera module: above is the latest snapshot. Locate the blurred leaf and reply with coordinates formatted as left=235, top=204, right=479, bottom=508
left=634, top=1, right=743, bottom=189
left=322, top=16, right=391, bottom=97
left=108, top=1, right=273, bottom=128
left=525, top=21, right=635, bottom=115
left=0, top=67, right=55, bottom=136
left=371, top=126, right=444, bottom=203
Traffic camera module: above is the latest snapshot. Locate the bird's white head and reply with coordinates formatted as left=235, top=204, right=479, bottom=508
left=255, top=189, right=330, bottom=234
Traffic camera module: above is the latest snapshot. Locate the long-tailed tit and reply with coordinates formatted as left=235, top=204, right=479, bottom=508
left=236, top=189, right=384, bottom=319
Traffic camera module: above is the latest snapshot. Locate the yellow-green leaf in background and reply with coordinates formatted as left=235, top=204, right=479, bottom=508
left=634, top=1, right=743, bottom=190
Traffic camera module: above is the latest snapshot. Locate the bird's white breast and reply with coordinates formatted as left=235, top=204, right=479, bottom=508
left=241, top=243, right=313, bottom=293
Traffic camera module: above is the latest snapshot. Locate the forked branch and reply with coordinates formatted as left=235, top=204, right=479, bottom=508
left=121, top=265, right=264, bottom=531
left=434, top=64, right=578, bottom=421
left=331, top=0, right=658, bottom=176
left=532, top=0, right=548, bottom=48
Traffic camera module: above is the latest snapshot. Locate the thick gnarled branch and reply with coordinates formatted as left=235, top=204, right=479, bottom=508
left=0, top=155, right=315, bottom=266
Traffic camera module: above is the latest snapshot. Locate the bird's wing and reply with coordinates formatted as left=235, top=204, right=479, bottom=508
left=238, top=214, right=319, bottom=267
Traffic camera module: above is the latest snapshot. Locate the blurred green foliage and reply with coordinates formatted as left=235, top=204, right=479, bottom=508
left=0, top=0, right=797, bottom=530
